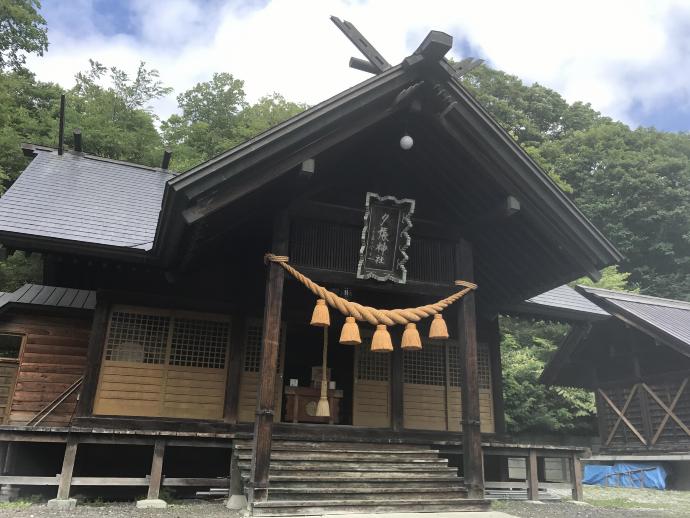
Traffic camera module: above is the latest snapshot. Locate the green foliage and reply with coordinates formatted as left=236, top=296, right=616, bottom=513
left=573, top=265, right=638, bottom=292
left=0, top=0, right=47, bottom=70
left=162, top=75, right=306, bottom=169
left=500, top=317, right=597, bottom=434
left=0, top=252, right=41, bottom=291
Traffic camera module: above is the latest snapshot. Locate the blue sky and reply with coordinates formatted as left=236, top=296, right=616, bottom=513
left=31, top=0, right=690, bottom=132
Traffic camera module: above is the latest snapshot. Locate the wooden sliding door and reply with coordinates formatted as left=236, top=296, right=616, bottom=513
left=237, top=319, right=286, bottom=422
left=94, top=306, right=231, bottom=420
left=353, top=344, right=391, bottom=427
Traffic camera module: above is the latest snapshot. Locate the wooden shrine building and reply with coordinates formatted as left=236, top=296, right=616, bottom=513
left=542, top=287, right=690, bottom=463
left=0, top=23, right=620, bottom=513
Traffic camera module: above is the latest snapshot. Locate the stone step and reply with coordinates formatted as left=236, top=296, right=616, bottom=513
left=233, top=439, right=436, bottom=453
left=259, top=480, right=466, bottom=490
left=237, top=461, right=454, bottom=472
left=268, top=486, right=468, bottom=501
left=251, top=498, right=490, bottom=516
left=241, top=472, right=462, bottom=481
left=235, top=451, right=443, bottom=462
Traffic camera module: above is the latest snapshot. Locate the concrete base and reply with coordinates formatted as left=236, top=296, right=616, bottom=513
left=47, top=498, right=77, bottom=510
left=226, top=494, right=248, bottom=510
left=0, top=485, right=19, bottom=502
left=136, top=498, right=167, bottom=509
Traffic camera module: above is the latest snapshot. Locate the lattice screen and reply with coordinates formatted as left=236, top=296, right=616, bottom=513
left=357, top=345, right=390, bottom=381
left=243, top=321, right=286, bottom=373
left=403, top=343, right=446, bottom=386
left=170, top=317, right=230, bottom=369
left=478, top=343, right=491, bottom=389
left=105, top=311, right=170, bottom=364
left=448, top=344, right=461, bottom=387
left=105, top=308, right=231, bottom=368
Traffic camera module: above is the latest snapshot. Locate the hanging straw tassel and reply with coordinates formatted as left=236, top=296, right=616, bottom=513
left=315, top=326, right=330, bottom=417
left=310, top=298, right=330, bottom=327
left=371, top=324, right=393, bottom=352
left=429, top=313, right=449, bottom=339
left=401, top=323, right=422, bottom=350
left=339, top=316, right=361, bottom=345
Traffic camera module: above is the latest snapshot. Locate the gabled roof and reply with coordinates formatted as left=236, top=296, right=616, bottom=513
left=0, top=34, right=621, bottom=307
left=506, top=284, right=610, bottom=321
left=576, top=286, right=690, bottom=354
left=0, top=283, right=96, bottom=313
left=0, top=146, right=173, bottom=259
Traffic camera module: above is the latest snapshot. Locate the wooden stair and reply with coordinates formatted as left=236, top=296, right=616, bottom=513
left=233, top=439, right=489, bottom=516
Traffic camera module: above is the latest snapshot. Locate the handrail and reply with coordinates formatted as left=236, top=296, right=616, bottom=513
left=27, top=376, right=84, bottom=427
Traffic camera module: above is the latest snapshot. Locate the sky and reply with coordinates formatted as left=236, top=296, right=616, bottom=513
left=28, top=0, right=690, bottom=132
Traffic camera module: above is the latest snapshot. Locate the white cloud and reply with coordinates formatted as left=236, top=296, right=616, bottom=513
left=26, top=0, right=690, bottom=128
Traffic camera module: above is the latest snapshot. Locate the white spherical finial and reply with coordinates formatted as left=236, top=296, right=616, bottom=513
left=400, top=134, right=414, bottom=150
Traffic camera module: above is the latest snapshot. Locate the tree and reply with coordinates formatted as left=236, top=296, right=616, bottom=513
left=0, top=0, right=47, bottom=70
left=65, top=60, right=169, bottom=166
left=162, top=77, right=306, bottom=170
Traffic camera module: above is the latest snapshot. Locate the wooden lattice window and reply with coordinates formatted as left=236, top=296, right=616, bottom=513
left=448, top=344, right=461, bottom=388
left=242, top=320, right=286, bottom=373
left=357, top=346, right=390, bottom=381
left=104, top=307, right=230, bottom=368
left=478, top=343, right=491, bottom=390
left=404, top=343, right=446, bottom=386
left=170, top=317, right=230, bottom=369
left=105, top=311, right=170, bottom=364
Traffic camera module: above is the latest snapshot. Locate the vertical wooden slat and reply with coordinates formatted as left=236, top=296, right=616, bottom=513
left=146, top=440, right=166, bottom=500
left=56, top=437, right=78, bottom=500
left=224, top=316, right=246, bottom=423
left=526, top=450, right=539, bottom=501
left=391, top=344, right=404, bottom=432
left=75, top=297, right=111, bottom=417
left=249, top=212, right=289, bottom=503
left=570, top=454, right=583, bottom=501
left=456, top=238, right=484, bottom=498
left=486, top=317, right=506, bottom=434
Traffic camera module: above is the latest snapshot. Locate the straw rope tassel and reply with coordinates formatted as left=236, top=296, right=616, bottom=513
left=264, top=254, right=477, bottom=327
left=315, top=326, right=330, bottom=417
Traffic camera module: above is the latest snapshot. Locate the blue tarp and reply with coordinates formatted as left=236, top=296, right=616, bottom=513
left=584, top=463, right=667, bottom=489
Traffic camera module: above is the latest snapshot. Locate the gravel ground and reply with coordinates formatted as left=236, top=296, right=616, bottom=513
left=2, top=487, right=690, bottom=518
left=0, top=500, right=239, bottom=518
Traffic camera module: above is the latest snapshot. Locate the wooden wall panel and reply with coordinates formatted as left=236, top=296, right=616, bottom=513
left=353, top=380, right=390, bottom=427
left=0, top=314, right=90, bottom=426
left=0, top=360, right=19, bottom=423
left=403, top=384, right=446, bottom=431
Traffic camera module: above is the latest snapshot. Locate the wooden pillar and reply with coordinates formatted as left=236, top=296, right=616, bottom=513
left=56, top=437, right=78, bottom=500
left=391, top=345, right=404, bottom=432
left=570, top=454, right=583, bottom=501
left=75, top=298, right=111, bottom=417
left=456, top=238, right=484, bottom=498
left=486, top=316, right=506, bottom=435
left=526, top=450, right=539, bottom=501
left=224, top=316, right=246, bottom=423
left=146, top=440, right=166, bottom=500
left=249, top=212, right=289, bottom=503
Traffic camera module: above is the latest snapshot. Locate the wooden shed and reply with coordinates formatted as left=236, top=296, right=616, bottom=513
left=0, top=25, right=620, bottom=514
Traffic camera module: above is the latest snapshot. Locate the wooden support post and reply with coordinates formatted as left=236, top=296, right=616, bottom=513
left=486, top=316, right=506, bottom=435
left=224, top=316, right=246, bottom=423
left=56, top=437, right=78, bottom=500
left=570, top=454, right=583, bottom=501
left=227, top=450, right=247, bottom=509
left=391, top=344, right=404, bottom=432
left=75, top=298, right=111, bottom=417
left=146, top=440, right=165, bottom=500
left=526, top=449, right=539, bottom=501
left=456, top=238, right=484, bottom=499
left=249, top=212, right=289, bottom=504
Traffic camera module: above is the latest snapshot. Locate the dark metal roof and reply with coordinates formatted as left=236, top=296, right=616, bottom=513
left=0, top=283, right=96, bottom=312
left=507, top=284, right=611, bottom=321
left=576, top=286, right=690, bottom=352
left=0, top=147, right=173, bottom=252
